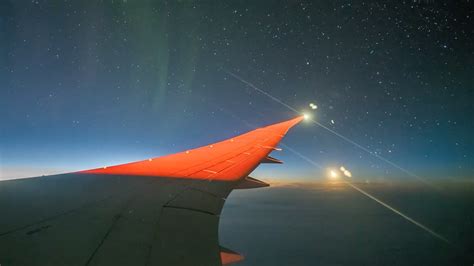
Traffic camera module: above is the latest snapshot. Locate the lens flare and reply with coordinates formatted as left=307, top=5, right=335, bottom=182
left=340, top=166, right=352, bottom=177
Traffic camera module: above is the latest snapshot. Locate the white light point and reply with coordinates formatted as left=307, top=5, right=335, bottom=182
left=340, top=166, right=352, bottom=178
left=303, top=113, right=311, bottom=120
left=328, top=169, right=339, bottom=180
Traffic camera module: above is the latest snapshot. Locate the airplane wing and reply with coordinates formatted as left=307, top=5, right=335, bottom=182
left=0, top=116, right=303, bottom=266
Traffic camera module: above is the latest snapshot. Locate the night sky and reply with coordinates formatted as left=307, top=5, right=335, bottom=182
left=1, top=1, right=473, bottom=182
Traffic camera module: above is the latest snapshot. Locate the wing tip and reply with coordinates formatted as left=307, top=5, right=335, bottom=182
left=262, top=115, right=304, bottom=136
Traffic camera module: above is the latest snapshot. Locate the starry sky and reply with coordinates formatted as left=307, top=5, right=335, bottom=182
left=0, top=1, right=472, bottom=181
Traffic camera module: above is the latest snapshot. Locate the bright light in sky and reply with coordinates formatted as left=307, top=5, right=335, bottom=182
left=309, top=103, right=317, bottom=110
left=340, top=166, right=352, bottom=177
left=343, top=170, right=352, bottom=177
left=303, top=113, right=311, bottom=120
left=328, top=169, right=339, bottom=179
left=327, top=166, right=352, bottom=180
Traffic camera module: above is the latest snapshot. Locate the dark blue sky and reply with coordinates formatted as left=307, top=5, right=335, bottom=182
left=0, top=1, right=472, bottom=181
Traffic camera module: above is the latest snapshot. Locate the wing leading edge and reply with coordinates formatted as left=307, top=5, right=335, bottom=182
left=0, top=116, right=304, bottom=266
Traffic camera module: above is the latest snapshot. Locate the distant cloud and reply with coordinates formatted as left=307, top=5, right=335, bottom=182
left=0, top=167, right=69, bottom=181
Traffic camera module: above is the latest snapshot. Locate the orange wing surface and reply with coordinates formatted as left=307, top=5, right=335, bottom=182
left=81, top=116, right=304, bottom=181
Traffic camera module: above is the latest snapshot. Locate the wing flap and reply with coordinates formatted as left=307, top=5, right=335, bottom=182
left=165, top=187, right=225, bottom=215
left=149, top=207, right=221, bottom=266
